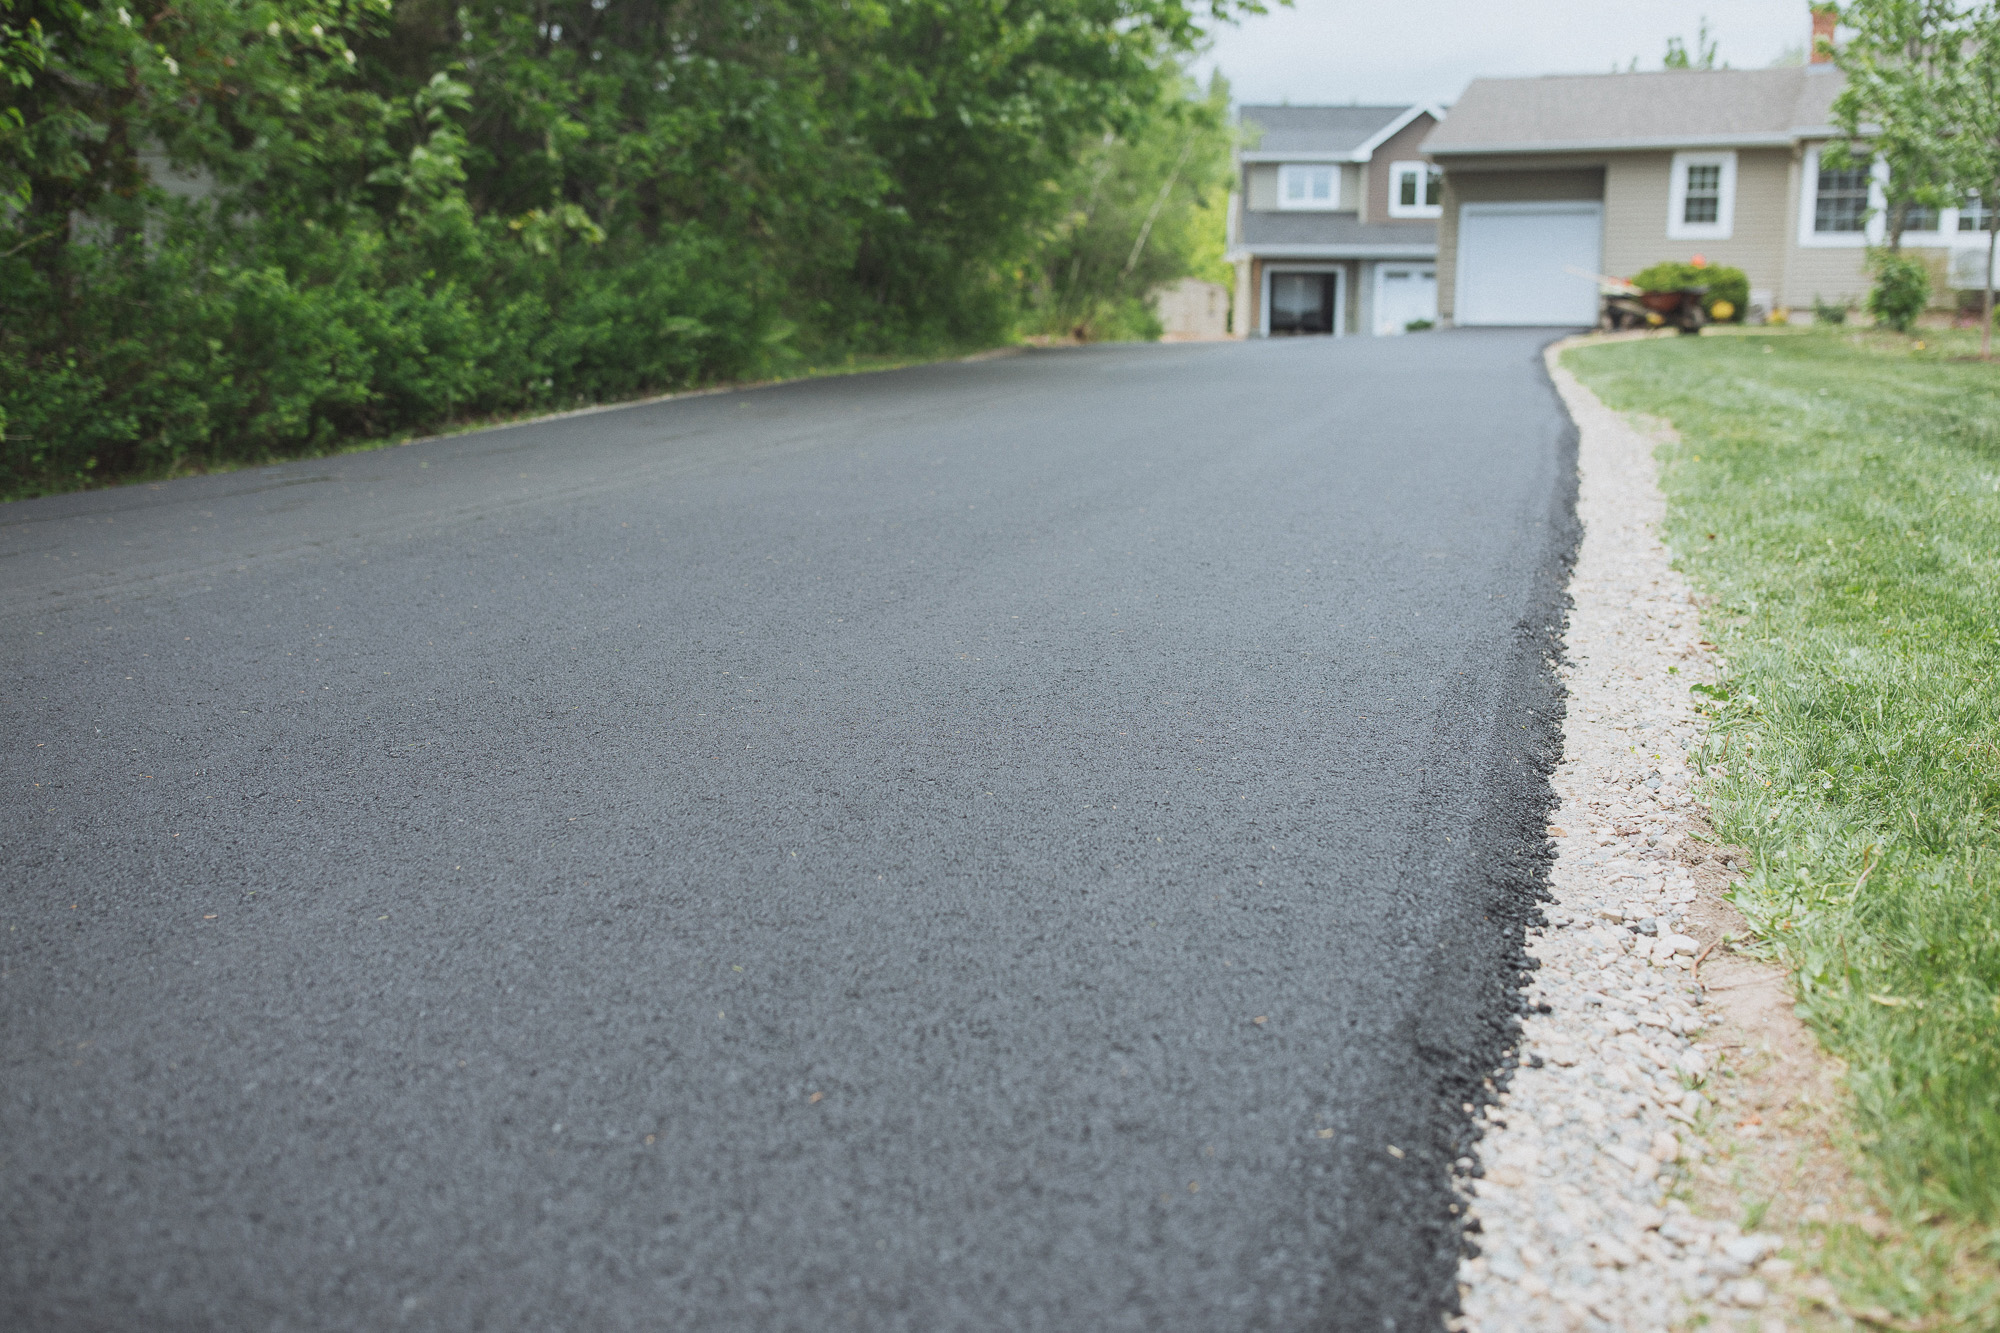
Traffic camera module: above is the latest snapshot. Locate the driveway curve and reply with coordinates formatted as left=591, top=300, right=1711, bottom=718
left=2, top=329, right=1575, bottom=1332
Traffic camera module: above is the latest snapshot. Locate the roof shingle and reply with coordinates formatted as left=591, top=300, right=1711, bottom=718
left=1422, top=67, right=1844, bottom=155
left=1238, top=105, right=1415, bottom=155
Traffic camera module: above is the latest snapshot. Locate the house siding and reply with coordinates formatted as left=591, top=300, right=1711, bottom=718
left=1436, top=168, right=1605, bottom=324
left=1361, top=114, right=1439, bottom=224
left=1600, top=149, right=1794, bottom=301
left=1246, top=164, right=1278, bottom=212
left=1243, top=161, right=1365, bottom=214
left=1784, top=243, right=1874, bottom=312
left=1781, top=141, right=1873, bottom=314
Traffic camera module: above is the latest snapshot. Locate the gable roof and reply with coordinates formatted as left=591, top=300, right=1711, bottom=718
left=1238, top=104, right=1441, bottom=163
left=1422, top=67, right=1845, bottom=157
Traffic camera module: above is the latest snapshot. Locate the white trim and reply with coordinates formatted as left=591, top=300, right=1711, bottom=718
left=1350, top=103, right=1446, bottom=159
left=1667, top=150, right=1736, bottom=241
left=1372, top=261, right=1439, bottom=334
left=1798, top=144, right=1884, bottom=248
left=1454, top=201, right=1604, bottom=327
left=1259, top=262, right=1347, bottom=337
left=1228, top=244, right=1437, bottom=261
left=1277, top=163, right=1341, bottom=210
left=1241, top=150, right=1359, bottom=164
left=1237, top=104, right=1447, bottom=165
left=1429, top=131, right=1795, bottom=156
left=1386, top=161, right=1443, bottom=218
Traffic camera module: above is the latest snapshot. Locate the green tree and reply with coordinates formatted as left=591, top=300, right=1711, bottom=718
left=1, top=0, right=1270, bottom=496
left=1663, top=17, right=1722, bottom=69
left=1018, top=71, right=1233, bottom=341
left=1955, top=3, right=2000, bottom=358
left=1829, top=0, right=1967, bottom=251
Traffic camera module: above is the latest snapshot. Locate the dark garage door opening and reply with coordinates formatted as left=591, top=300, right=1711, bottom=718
left=1269, top=271, right=1337, bottom=336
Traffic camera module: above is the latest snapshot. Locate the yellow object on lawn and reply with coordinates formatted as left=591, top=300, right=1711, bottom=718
left=1710, top=300, right=1736, bottom=321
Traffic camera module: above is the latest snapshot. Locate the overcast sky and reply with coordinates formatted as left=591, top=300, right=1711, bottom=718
left=1192, top=1, right=1816, bottom=108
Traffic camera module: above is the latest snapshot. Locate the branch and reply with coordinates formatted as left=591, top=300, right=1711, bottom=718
left=1120, top=132, right=1196, bottom=281
left=0, top=226, right=61, bottom=258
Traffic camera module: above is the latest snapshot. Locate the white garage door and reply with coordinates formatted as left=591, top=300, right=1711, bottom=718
left=1456, top=203, right=1603, bottom=326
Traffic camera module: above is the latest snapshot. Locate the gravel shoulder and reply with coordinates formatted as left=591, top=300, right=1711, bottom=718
left=1451, top=337, right=1864, bottom=1333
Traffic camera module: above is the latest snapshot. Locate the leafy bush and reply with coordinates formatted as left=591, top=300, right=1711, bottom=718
left=1867, top=250, right=1933, bottom=333
left=1632, top=260, right=1750, bottom=320
left=1, top=0, right=1258, bottom=498
left=1813, top=294, right=1855, bottom=325
left=1015, top=73, right=1234, bottom=342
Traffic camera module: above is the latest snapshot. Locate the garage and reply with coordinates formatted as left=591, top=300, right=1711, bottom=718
left=1454, top=202, right=1602, bottom=326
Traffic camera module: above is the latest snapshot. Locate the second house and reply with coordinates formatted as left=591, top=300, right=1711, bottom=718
left=1227, top=103, right=1444, bottom=337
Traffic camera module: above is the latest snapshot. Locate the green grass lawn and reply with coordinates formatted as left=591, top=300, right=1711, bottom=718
left=1565, top=328, right=2000, bottom=1317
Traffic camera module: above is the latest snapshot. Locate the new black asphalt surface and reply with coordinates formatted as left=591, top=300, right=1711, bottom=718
left=3, top=330, right=1576, bottom=1333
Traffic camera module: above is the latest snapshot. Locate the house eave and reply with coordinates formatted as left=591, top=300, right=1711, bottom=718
left=1427, top=131, right=1801, bottom=157
left=1228, top=244, right=1439, bottom=261
left=1238, top=150, right=1369, bottom=164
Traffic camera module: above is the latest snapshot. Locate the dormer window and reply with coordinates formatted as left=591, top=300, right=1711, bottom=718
left=1278, top=164, right=1339, bottom=210
left=1387, top=162, right=1442, bottom=218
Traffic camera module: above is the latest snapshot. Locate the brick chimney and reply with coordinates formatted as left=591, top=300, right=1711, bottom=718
left=1811, top=6, right=1838, bottom=63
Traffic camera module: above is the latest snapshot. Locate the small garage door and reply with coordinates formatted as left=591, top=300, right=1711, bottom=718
left=1456, top=203, right=1603, bottom=326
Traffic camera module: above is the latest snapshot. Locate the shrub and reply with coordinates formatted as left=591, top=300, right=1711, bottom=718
left=1632, top=260, right=1751, bottom=321
left=1867, top=250, right=1932, bottom=333
left=1813, top=294, right=1854, bottom=325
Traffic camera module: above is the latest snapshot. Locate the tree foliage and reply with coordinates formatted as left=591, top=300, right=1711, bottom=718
left=1663, top=18, right=1722, bottom=70
left=1017, top=71, right=1233, bottom=341
left=1828, top=0, right=2000, bottom=350
left=0, top=0, right=1258, bottom=496
left=1829, top=0, right=1966, bottom=250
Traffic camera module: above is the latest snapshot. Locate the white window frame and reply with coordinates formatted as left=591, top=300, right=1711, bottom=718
left=1385, top=161, right=1442, bottom=219
left=1956, top=192, right=1993, bottom=238
left=1259, top=263, right=1346, bottom=337
left=1667, top=151, right=1736, bottom=241
left=1277, top=164, right=1340, bottom=211
left=1895, top=198, right=1952, bottom=242
left=1798, top=144, right=1885, bottom=248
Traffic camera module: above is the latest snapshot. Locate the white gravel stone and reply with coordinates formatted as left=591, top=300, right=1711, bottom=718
left=1453, top=344, right=1770, bottom=1333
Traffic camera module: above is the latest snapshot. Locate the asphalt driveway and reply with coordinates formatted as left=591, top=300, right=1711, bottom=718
left=2, top=330, right=1575, bottom=1332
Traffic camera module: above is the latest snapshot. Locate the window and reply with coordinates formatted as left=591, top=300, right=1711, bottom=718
left=1962, top=193, right=1993, bottom=233
left=1667, top=151, right=1735, bottom=240
left=1815, top=163, right=1871, bottom=233
left=1800, top=146, right=1885, bottom=246
left=1901, top=202, right=1941, bottom=233
left=1386, top=161, right=1442, bottom=218
left=1278, top=164, right=1338, bottom=210
left=1683, top=165, right=1721, bottom=222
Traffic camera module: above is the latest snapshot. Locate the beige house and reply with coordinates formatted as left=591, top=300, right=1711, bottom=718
left=1421, top=60, right=1990, bottom=326
left=1225, top=104, right=1445, bottom=337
